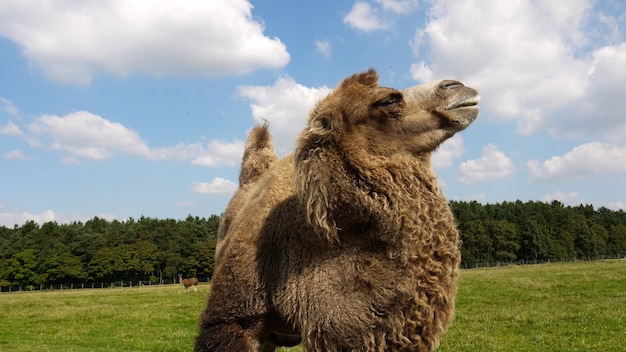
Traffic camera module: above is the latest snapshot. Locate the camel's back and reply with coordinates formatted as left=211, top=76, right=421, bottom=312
left=215, top=154, right=299, bottom=265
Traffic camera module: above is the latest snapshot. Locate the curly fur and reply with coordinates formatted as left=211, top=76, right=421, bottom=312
left=214, top=121, right=278, bottom=265
left=195, top=69, right=479, bottom=351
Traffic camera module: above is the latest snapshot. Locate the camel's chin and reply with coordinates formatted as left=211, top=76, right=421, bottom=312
left=453, top=105, right=480, bottom=124
left=438, top=105, right=479, bottom=131
left=438, top=92, right=480, bottom=131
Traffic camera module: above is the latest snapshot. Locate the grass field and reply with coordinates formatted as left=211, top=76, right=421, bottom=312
left=1, top=260, right=624, bottom=351
left=438, top=260, right=625, bottom=352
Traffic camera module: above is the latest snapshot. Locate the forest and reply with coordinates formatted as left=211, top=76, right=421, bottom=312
left=1, top=200, right=625, bottom=289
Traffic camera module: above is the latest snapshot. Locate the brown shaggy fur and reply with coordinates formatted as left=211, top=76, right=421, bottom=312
left=195, top=69, right=480, bottom=352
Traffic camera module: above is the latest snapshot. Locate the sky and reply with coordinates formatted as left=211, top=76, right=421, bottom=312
left=1, top=0, right=625, bottom=227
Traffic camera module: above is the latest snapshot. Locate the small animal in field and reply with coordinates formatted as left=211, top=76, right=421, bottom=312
left=178, top=274, right=199, bottom=293
left=195, top=69, right=480, bottom=351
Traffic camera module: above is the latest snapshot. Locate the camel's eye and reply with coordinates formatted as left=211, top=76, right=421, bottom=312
left=375, top=93, right=403, bottom=108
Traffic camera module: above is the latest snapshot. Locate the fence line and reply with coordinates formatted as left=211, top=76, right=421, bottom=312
left=461, top=254, right=625, bottom=269
left=0, top=277, right=211, bottom=294
left=2, top=256, right=625, bottom=293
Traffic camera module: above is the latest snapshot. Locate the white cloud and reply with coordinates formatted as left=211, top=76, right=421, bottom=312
left=190, top=140, right=245, bottom=167
left=3, top=150, right=27, bottom=160
left=0, top=209, right=56, bottom=227
left=516, top=109, right=543, bottom=136
left=457, top=143, right=514, bottom=184
left=25, top=110, right=243, bottom=166
left=606, top=201, right=626, bottom=211
left=409, top=61, right=434, bottom=83
left=412, top=0, right=599, bottom=134
left=0, top=209, right=117, bottom=227
left=541, top=191, right=581, bottom=206
left=0, top=120, right=23, bottom=136
left=238, top=76, right=332, bottom=155
left=344, top=0, right=418, bottom=31
left=0, top=0, right=289, bottom=85
left=432, top=135, right=465, bottom=169
left=60, top=156, right=80, bottom=165
left=0, top=97, right=19, bottom=116
left=29, top=111, right=150, bottom=160
left=190, top=178, right=237, bottom=195
left=315, top=40, right=332, bottom=59
left=528, top=142, right=626, bottom=181
left=344, top=2, right=389, bottom=31
left=551, top=43, right=626, bottom=142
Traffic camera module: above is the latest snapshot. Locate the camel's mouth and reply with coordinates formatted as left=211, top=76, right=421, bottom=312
left=446, top=94, right=480, bottom=110
left=438, top=92, right=480, bottom=130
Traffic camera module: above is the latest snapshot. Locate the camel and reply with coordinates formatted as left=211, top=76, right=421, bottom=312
left=196, top=69, right=480, bottom=351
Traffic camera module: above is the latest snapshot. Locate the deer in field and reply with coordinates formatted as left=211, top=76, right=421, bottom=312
left=179, top=274, right=199, bottom=293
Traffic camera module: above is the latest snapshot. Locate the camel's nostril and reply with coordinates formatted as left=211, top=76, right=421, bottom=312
left=439, top=80, right=464, bottom=90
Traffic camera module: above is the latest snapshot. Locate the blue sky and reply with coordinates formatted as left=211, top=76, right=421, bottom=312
left=1, top=0, right=625, bottom=227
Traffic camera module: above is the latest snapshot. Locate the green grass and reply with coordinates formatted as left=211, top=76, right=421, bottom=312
left=0, top=284, right=207, bottom=351
left=438, top=260, right=626, bottom=352
left=1, top=260, right=624, bottom=351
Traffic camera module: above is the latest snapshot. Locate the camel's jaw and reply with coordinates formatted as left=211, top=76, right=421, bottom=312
left=440, top=92, right=480, bottom=130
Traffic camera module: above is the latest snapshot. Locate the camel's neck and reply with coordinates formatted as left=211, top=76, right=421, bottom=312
left=351, top=152, right=442, bottom=201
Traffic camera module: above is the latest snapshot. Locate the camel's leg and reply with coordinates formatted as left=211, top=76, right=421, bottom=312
left=195, top=321, right=260, bottom=352
left=262, top=342, right=277, bottom=352
left=195, top=261, right=270, bottom=351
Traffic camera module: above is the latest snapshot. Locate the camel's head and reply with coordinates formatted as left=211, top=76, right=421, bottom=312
left=303, top=68, right=479, bottom=157
left=296, top=69, right=479, bottom=243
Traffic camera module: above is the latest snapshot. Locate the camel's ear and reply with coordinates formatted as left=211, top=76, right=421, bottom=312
left=341, top=68, right=378, bottom=89
left=294, top=113, right=345, bottom=245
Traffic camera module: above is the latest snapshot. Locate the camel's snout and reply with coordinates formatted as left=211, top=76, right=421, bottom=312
left=399, top=78, right=480, bottom=133
left=435, top=80, right=480, bottom=130
left=439, top=80, right=465, bottom=90
left=437, top=79, right=480, bottom=111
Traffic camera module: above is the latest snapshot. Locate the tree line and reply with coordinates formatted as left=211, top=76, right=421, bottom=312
left=1, top=200, right=626, bottom=288
left=451, top=200, right=626, bottom=266
left=0, top=215, right=219, bottom=288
